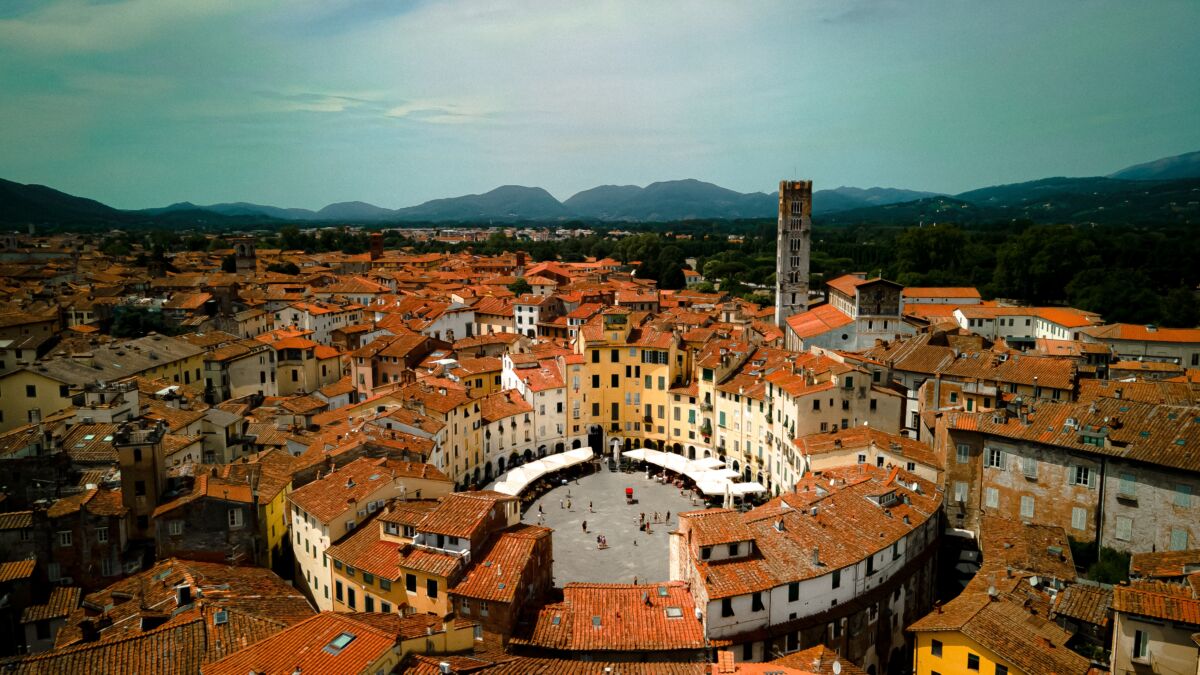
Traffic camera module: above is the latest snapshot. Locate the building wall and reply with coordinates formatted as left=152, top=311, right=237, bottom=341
left=913, top=631, right=1023, bottom=675
left=0, top=370, right=71, bottom=432
left=1111, top=612, right=1200, bottom=675
left=1101, top=458, right=1200, bottom=553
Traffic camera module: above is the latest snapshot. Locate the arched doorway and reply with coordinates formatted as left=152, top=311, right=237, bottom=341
left=732, top=460, right=740, bottom=473
left=555, top=442, right=564, bottom=453
left=756, top=471, right=764, bottom=484
left=524, top=449, right=534, bottom=462
left=656, top=439, right=664, bottom=451
left=687, top=446, right=696, bottom=459
left=672, top=443, right=682, bottom=455
left=703, top=449, right=711, bottom=459
left=623, top=438, right=632, bottom=453
left=484, top=464, right=494, bottom=481
left=509, top=451, right=520, bottom=468
left=473, top=468, right=481, bottom=484
left=744, top=467, right=752, bottom=482
left=497, top=457, right=506, bottom=473
left=571, top=439, right=581, bottom=449
left=588, top=425, right=603, bottom=453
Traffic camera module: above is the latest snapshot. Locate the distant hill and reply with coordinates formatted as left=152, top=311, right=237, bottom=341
left=315, top=201, right=395, bottom=221
left=819, top=176, right=1200, bottom=226
left=0, top=178, right=126, bottom=223
left=393, top=185, right=572, bottom=222
left=565, top=179, right=775, bottom=221
left=4, top=147, right=1200, bottom=226
left=1109, top=150, right=1200, bottom=181
left=812, top=186, right=942, bottom=215
left=562, top=185, right=645, bottom=219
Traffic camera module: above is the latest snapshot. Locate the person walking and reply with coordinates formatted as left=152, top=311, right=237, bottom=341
left=666, top=511, right=670, bottom=522
left=582, top=521, right=587, bottom=532
left=589, top=501, right=593, bottom=513
left=559, top=499, right=564, bottom=509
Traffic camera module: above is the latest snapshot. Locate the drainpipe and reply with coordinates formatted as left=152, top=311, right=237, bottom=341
left=1095, top=456, right=1107, bottom=552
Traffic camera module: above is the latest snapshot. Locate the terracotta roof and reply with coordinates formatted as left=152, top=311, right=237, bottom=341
left=290, top=457, right=448, bottom=523
left=902, top=287, right=981, bottom=299
left=979, top=516, right=1076, bottom=583
left=770, top=645, right=866, bottom=675
left=1053, top=583, right=1112, bottom=628
left=47, top=488, right=128, bottom=519
left=784, top=304, right=853, bottom=340
left=0, top=558, right=36, bottom=583
left=200, top=612, right=406, bottom=675
left=451, top=524, right=551, bottom=602
left=1083, top=323, right=1200, bottom=344
left=516, top=582, right=706, bottom=652
left=1130, top=549, right=1200, bottom=579
left=825, top=274, right=870, bottom=297
left=417, top=491, right=515, bottom=539
left=21, top=586, right=81, bottom=623
left=793, top=427, right=942, bottom=470
left=0, top=510, right=33, bottom=530
left=480, top=389, right=533, bottom=422
left=1112, top=579, right=1200, bottom=625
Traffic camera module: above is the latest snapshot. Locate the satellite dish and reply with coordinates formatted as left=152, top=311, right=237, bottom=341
left=833, top=661, right=842, bottom=675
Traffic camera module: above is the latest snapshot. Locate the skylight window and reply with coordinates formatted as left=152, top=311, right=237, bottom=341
left=551, top=615, right=561, bottom=626
left=83, top=434, right=95, bottom=441
left=213, top=610, right=228, bottom=625
left=591, top=616, right=601, bottom=627
left=324, top=632, right=356, bottom=654
left=657, top=586, right=668, bottom=597
left=665, top=607, right=684, bottom=618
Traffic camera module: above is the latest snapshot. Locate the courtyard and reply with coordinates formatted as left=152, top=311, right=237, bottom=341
left=520, top=466, right=699, bottom=584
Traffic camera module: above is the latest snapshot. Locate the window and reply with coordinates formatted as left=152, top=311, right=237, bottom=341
left=406, top=574, right=417, bottom=592
left=721, top=598, right=734, bottom=617
left=1171, top=527, right=1189, bottom=551
left=96, top=527, right=109, bottom=543
left=365, top=596, right=374, bottom=612
left=25, top=384, right=36, bottom=398
left=728, top=542, right=739, bottom=557
left=984, top=487, right=998, bottom=509
left=135, top=480, right=146, bottom=495
left=326, top=631, right=356, bottom=654
left=752, top=592, right=764, bottom=612
left=788, top=582, right=799, bottom=602
left=956, top=444, right=970, bottom=464
left=362, top=572, right=374, bottom=585
left=995, top=665, right=1008, bottom=675
left=1133, top=630, right=1149, bottom=660
left=347, top=588, right=357, bottom=609
left=427, top=578, right=438, bottom=599
left=228, top=508, right=244, bottom=529
left=967, top=653, right=980, bottom=671
left=701, top=547, right=712, bottom=560
left=1175, top=483, right=1192, bottom=507
left=1119, top=472, right=1137, bottom=497
left=1019, top=495, right=1034, bottom=520
left=954, top=481, right=968, bottom=503
left=1115, top=516, right=1133, bottom=541
left=931, top=639, right=943, bottom=657
left=1071, top=465, right=1095, bottom=488
left=380, top=578, right=392, bottom=591
left=1020, top=456, right=1038, bottom=479
left=335, top=581, right=344, bottom=602
left=381, top=601, right=391, bottom=613
left=832, top=569, right=841, bottom=589
left=169, top=520, right=184, bottom=536
left=57, top=530, right=72, bottom=547
left=985, top=447, right=1004, bottom=469
left=1071, top=507, right=1086, bottom=531
left=480, top=602, right=490, bottom=616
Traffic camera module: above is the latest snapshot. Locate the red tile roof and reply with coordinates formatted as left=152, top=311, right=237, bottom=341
left=516, top=582, right=706, bottom=652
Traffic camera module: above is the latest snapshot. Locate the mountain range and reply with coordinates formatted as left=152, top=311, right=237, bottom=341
left=2, top=151, right=1198, bottom=226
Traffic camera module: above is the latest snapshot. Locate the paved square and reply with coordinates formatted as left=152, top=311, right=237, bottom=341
left=522, top=467, right=699, bottom=585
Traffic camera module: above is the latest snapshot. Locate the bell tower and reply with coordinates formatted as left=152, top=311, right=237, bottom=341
left=775, top=180, right=812, bottom=327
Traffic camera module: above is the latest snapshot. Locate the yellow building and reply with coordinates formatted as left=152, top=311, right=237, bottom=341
left=909, top=592, right=1089, bottom=675
left=576, top=309, right=682, bottom=455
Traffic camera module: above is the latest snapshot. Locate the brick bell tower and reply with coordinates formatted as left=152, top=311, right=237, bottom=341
left=775, top=180, right=812, bottom=327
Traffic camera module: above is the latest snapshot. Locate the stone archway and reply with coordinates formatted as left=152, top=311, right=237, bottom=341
left=555, top=442, right=564, bottom=453
left=672, top=443, right=682, bottom=455
left=688, top=445, right=696, bottom=459
left=524, top=449, right=534, bottom=461
left=497, top=457, right=506, bottom=473
left=732, top=460, right=740, bottom=473
left=571, top=439, right=582, bottom=449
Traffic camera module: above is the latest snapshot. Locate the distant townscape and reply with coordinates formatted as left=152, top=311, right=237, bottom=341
left=0, top=175, right=1198, bottom=675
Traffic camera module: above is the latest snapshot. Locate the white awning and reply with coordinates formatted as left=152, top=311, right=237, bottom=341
left=729, top=482, right=766, bottom=496
left=491, top=448, right=595, bottom=496
left=692, top=457, right=725, bottom=470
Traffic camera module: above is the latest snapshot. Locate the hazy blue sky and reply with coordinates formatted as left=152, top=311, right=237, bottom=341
left=1, top=0, right=1197, bottom=209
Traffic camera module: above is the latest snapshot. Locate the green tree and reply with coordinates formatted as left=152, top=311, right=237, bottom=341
left=266, top=261, right=301, bottom=275
left=507, top=277, right=532, bottom=295
left=1066, top=269, right=1159, bottom=324
left=1160, top=287, right=1200, bottom=328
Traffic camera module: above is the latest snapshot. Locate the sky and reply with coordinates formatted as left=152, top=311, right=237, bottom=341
left=1, top=0, right=1198, bottom=211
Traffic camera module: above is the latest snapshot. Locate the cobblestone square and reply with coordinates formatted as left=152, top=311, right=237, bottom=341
left=520, top=466, right=699, bottom=585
